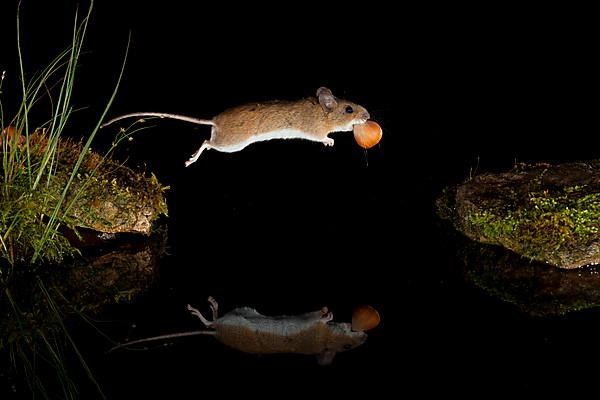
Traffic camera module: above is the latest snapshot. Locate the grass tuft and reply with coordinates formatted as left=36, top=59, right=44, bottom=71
left=1, top=0, right=131, bottom=266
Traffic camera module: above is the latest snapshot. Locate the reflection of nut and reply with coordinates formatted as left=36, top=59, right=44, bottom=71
left=352, top=305, right=381, bottom=332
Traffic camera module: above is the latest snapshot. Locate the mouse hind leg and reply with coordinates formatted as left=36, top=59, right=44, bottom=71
left=187, top=304, right=214, bottom=327
left=185, top=140, right=213, bottom=167
left=187, top=297, right=220, bottom=327
left=208, top=296, right=219, bottom=320
left=185, top=127, right=218, bottom=167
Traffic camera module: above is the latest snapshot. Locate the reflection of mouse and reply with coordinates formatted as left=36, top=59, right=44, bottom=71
left=109, top=297, right=380, bottom=365
left=101, top=87, right=370, bottom=167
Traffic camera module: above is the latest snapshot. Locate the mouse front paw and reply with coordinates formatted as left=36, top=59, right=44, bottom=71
left=323, top=138, right=334, bottom=147
left=320, top=311, right=334, bottom=323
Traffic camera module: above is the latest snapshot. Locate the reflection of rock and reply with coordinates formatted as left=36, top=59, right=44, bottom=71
left=0, top=228, right=167, bottom=396
left=1, top=226, right=166, bottom=339
left=438, top=162, right=600, bottom=269
left=449, top=230, right=600, bottom=317
left=52, top=228, right=167, bottom=312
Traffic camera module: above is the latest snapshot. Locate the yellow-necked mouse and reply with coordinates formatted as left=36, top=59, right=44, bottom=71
left=101, top=87, right=370, bottom=167
left=109, top=297, right=380, bottom=365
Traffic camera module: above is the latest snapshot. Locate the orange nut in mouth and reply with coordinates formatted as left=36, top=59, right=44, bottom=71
left=353, top=120, right=382, bottom=149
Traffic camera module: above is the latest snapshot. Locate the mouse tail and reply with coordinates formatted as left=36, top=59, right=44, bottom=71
left=108, top=330, right=216, bottom=353
left=101, top=112, right=215, bottom=129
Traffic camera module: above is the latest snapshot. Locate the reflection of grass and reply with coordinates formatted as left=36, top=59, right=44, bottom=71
left=3, top=279, right=104, bottom=399
left=1, top=226, right=166, bottom=397
left=1, top=0, right=130, bottom=266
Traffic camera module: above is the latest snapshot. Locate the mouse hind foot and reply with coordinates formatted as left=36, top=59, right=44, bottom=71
left=187, top=296, right=220, bottom=327
left=208, top=296, right=219, bottom=320
left=187, top=303, right=214, bottom=327
left=185, top=140, right=213, bottom=167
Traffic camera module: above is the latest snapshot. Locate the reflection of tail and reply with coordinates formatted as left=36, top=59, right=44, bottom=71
left=100, top=112, right=215, bottom=129
left=108, top=330, right=216, bottom=353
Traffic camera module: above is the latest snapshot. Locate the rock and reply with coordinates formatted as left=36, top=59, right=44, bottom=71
left=14, top=133, right=169, bottom=235
left=438, top=162, right=600, bottom=269
left=54, top=138, right=168, bottom=235
left=65, top=165, right=167, bottom=235
left=1, top=132, right=168, bottom=264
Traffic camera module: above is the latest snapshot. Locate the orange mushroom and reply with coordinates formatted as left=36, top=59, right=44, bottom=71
left=353, top=120, right=382, bottom=149
left=351, top=305, right=381, bottom=332
left=1, top=126, right=16, bottom=146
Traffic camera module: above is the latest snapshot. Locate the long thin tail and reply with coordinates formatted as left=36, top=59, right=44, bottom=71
left=108, top=330, right=216, bottom=353
left=101, top=112, right=215, bottom=129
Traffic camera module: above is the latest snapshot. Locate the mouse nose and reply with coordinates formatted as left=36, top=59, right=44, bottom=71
left=362, top=110, right=371, bottom=121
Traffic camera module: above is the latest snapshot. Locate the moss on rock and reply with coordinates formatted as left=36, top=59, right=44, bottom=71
left=0, top=132, right=168, bottom=264
left=439, top=162, right=600, bottom=269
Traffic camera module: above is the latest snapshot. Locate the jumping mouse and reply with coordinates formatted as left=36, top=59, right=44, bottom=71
left=101, top=87, right=370, bottom=167
left=110, top=297, right=380, bottom=365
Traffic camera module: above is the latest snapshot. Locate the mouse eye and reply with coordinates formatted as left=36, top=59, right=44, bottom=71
left=343, top=344, right=353, bottom=350
left=345, top=105, right=354, bottom=114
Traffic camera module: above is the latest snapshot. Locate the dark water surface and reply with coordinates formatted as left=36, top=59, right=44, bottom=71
left=1, top=1, right=598, bottom=397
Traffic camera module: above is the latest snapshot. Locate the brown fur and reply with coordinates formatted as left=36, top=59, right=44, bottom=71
left=100, top=87, right=371, bottom=166
left=213, top=322, right=363, bottom=355
left=211, top=97, right=369, bottom=148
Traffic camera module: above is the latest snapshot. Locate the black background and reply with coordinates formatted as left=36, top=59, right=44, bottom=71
left=1, top=0, right=598, bottom=397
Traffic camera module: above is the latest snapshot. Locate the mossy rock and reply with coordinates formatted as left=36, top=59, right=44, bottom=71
left=2, top=133, right=168, bottom=235
left=438, top=162, right=600, bottom=269
left=56, top=138, right=168, bottom=234
left=1, top=131, right=168, bottom=264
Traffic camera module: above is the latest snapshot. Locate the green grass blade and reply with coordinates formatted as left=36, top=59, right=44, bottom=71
left=33, top=34, right=131, bottom=262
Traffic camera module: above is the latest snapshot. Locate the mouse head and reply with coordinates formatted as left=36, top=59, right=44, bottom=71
left=326, top=305, right=381, bottom=354
left=317, top=87, right=371, bottom=132
left=325, top=322, right=368, bottom=357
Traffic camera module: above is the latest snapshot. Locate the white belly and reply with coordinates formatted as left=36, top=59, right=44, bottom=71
left=216, top=129, right=321, bottom=153
left=250, top=129, right=317, bottom=143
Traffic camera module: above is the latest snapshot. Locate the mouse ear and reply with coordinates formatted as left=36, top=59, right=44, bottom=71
left=317, top=87, right=338, bottom=113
